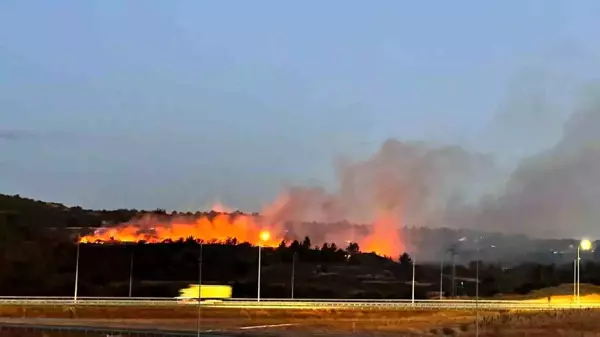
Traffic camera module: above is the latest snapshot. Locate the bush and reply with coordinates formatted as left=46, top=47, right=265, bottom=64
left=441, top=326, right=456, bottom=335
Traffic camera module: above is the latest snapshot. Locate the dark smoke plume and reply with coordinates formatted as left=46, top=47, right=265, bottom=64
left=262, top=139, right=494, bottom=255
left=469, top=90, right=600, bottom=239
left=264, top=81, right=600, bottom=255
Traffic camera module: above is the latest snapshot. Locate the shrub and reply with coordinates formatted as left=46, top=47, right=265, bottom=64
left=441, top=326, right=456, bottom=335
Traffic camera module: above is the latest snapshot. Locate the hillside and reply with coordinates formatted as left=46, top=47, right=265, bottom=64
left=495, top=283, right=600, bottom=300
left=2, top=193, right=600, bottom=299
left=1, top=193, right=593, bottom=265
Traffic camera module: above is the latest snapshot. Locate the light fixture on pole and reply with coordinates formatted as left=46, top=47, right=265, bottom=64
left=577, top=239, right=592, bottom=304
left=257, top=230, right=271, bottom=302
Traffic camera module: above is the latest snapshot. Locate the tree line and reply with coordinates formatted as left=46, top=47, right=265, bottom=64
left=2, top=193, right=600, bottom=299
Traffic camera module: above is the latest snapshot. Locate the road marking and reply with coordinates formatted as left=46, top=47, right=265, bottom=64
left=238, top=323, right=295, bottom=330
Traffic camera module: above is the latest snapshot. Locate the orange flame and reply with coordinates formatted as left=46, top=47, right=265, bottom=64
left=79, top=199, right=404, bottom=258
left=79, top=212, right=281, bottom=247
left=361, top=213, right=404, bottom=259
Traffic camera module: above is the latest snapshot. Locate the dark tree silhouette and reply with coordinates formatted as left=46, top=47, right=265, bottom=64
left=301, top=236, right=311, bottom=250
left=399, top=252, right=413, bottom=266
left=0, top=193, right=595, bottom=299
left=346, top=242, right=360, bottom=254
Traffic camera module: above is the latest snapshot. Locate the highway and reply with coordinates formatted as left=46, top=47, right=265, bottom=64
left=0, top=296, right=597, bottom=310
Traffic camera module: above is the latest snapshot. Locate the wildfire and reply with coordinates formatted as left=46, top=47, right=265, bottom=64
left=79, top=202, right=404, bottom=259
left=79, top=212, right=281, bottom=247
left=361, top=213, right=404, bottom=259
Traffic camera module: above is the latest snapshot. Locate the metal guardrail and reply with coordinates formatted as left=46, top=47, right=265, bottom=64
left=0, top=296, right=596, bottom=310
left=0, top=322, right=229, bottom=337
left=0, top=296, right=556, bottom=303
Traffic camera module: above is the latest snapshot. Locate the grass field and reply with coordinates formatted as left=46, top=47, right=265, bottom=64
left=494, top=283, right=600, bottom=300
left=0, top=305, right=490, bottom=336
left=2, top=298, right=600, bottom=336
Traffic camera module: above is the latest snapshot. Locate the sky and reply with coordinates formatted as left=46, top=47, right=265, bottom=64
left=2, top=0, right=600, bottom=211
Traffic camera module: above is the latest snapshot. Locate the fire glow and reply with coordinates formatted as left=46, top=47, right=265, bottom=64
left=79, top=205, right=404, bottom=258
left=79, top=213, right=282, bottom=247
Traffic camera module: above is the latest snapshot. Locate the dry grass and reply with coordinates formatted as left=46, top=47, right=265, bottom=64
left=495, top=283, right=600, bottom=300
left=464, top=309, right=600, bottom=337
left=0, top=305, right=487, bottom=335
left=3, top=305, right=600, bottom=336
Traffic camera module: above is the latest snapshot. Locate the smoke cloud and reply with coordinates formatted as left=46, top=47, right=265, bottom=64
left=261, top=139, right=494, bottom=256
left=263, top=81, right=600, bottom=254
left=466, top=88, right=600, bottom=239
left=85, top=59, right=600, bottom=259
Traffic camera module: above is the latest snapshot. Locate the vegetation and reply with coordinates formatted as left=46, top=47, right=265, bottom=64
left=2, top=193, right=600, bottom=299
left=0, top=305, right=490, bottom=336
left=6, top=305, right=600, bottom=336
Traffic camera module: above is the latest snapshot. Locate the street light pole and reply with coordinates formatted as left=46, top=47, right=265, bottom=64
left=439, top=256, right=444, bottom=300
left=443, top=237, right=466, bottom=300
left=411, top=257, right=415, bottom=306
left=475, top=241, right=480, bottom=337
left=451, top=253, right=456, bottom=297
left=74, top=241, right=80, bottom=303
left=257, top=230, right=271, bottom=302
left=128, top=250, right=134, bottom=298
left=573, top=260, right=577, bottom=302
left=291, top=252, right=297, bottom=299
left=577, top=245, right=580, bottom=304
left=577, top=239, right=592, bottom=304
left=196, top=242, right=203, bottom=337
left=257, top=245, right=262, bottom=302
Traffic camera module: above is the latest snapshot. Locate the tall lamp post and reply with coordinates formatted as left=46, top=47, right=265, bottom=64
left=411, top=256, right=416, bottom=306
left=128, top=249, right=134, bottom=298
left=439, top=255, right=443, bottom=301
left=577, top=239, right=592, bottom=304
left=475, top=238, right=496, bottom=337
left=291, top=252, right=297, bottom=299
left=476, top=240, right=480, bottom=337
left=440, top=237, right=467, bottom=300
left=196, top=242, right=203, bottom=337
left=74, top=240, right=81, bottom=303
left=573, top=259, right=577, bottom=302
left=257, top=230, right=271, bottom=302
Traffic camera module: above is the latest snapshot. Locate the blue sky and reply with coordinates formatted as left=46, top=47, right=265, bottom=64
left=2, top=0, right=600, bottom=211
